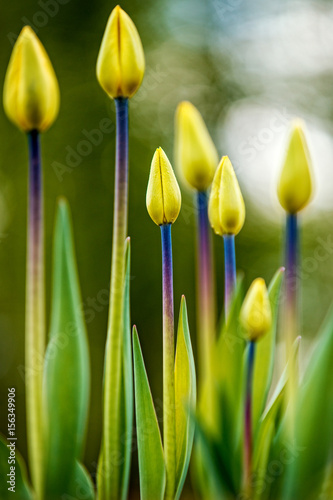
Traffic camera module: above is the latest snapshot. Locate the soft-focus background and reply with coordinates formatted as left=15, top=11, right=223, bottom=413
left=1, top=0, right=333, bottom=496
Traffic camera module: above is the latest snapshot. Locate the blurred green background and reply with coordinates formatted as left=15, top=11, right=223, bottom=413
left=1, top=0, right=333, bottom=497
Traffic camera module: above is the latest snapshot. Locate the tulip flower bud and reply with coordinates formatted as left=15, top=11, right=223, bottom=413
left=96, top=5, right=145, bottom=99
left=277, top=120, right=313, bottom=214
left=208, top=156, right=245, bottom=236
left=3, top=26, right=60, bottom=133
left=175, top=101, right=218, bottom=191
left=240, top=278, right=272, bottom=342
left=146, top=148, right=181, bottom=226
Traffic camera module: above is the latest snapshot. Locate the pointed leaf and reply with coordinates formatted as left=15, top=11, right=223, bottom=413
left=174, top=296, right=196, bottom=500
left=284, top=307, right=333, bottom=500
left=133, top=327, right=166, bottom=500
left=252, top=268, right=284, bottom=435
left=97, top=239, right=133, bottom=500
left=119, top=238, right=133, bottom=500
left=0, top=435, right=33, bottom=499
left=63, top=461, right=95, bottom=500
left=43, top=198, right=90, bottom=497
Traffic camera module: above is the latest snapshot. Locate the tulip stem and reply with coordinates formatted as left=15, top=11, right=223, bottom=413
left=244, top=340, right=255, bottom=493
left=223, top=234, right=236, bottom=316
left=26, top=130, right=45, bottom=500
left=285, top=213, right=299, bottom=343
left=195, top=190, right=216, bottom=391
left=101, top=97, right=129, bottom=500
left=285, top=213, right=299, bottom=435
left=160, top=223, right=176, bottom=500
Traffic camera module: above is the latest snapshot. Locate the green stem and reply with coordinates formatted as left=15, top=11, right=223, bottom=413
left=102, top=97, right=129, bottom=500
left=26, top=130, right=45, bottom=500
left=195, top=190, right=216, bottom=392
left=244, top=340, right=255, bottom=494
left=160, top=223, right=176, bottom=500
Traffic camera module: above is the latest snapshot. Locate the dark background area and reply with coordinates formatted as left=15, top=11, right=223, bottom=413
left=1, top=0, right=333, bottom=497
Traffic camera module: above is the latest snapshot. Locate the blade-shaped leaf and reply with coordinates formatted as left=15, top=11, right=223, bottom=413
left=174, top=296, right=196, bottom=500
left=253, top=337, right=301, bottom=500
left=193, top=415, right=237, bottom=498
left=133, top=327, right=166, bottom=500
left=213, top=279, right=245, bottom=490
left=119, top=238, right=133, bottom=500
left=252, top=268, right=284, bottom=435
left=283, top=307, right=333, bottom=500
left=43, top=198, right=90, bottom=497
left=0, top=434, right=33, bottom=500
left=214, top=278, right=245, bottom=421
left=97, top=238, right=133, bottom=500
left=63, top=461, right=95, bottom=500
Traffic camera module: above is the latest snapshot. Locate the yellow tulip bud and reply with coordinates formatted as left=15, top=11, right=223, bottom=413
left=277, top=120, right=313, bottom=213
left=3, top=26, right=60, bottom=133
left=175, top=101, right=218, bottom=191
left=208, top=156, right=245, bottom=236
left=240, top=278, right=272, bottom=342
left=146, top=148, right=181, bottom=225
left=96, top=5, right=145, bottom=99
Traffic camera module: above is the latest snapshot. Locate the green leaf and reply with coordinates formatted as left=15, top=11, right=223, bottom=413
left=97, top=238, right=133, bottom=500
left=63, top=461, right=95, bottom=500
left=174, top=296, right=196, bottom=500
left=43, top=198, right=90, bottom=498
left=0, top=434, right=33, bottom=500
left=118, top=238, right=133, bottom=500
left=215, top=278, right=245, bottom=419
left=253, top=420, right=275, bottom=500
left=213, top=279, right=245, bottom=490
left=252, top=268, right=284, bottom=436
left=283, top=307, right=333, bottom=500
left=253, top=337, right=301, bottom=500
left=133, top=327, right=166, bottom=500
left=193, top=415, right=237, bottom=497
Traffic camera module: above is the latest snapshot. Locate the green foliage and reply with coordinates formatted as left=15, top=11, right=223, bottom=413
left=97, top=238, right=133, bottom=500
left=133, top=296, right=196, bottom=500
left=252, top=268, right=284, bottom=436
left=283, top=307, right=333, bottom=499
left=43, top=199, right=91, bottom=498
left=133, top=327, right=166, bottom=500
left=174, top=296, right=196, bottom=500
left=0, top=434, right=33, bottom=500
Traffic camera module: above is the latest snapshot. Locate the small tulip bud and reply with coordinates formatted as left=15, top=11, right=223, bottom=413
left=240, top=278, right=272, bottom=342
left=175, top=101, right=218, bottom=191
left=3, top=26, right=60, bottom=133
left=277, top=120, right=313, bottom=213
left=146, top=148, right=181, bottom=226
left=208, top=156, right=245, bottom=236
left=96, top=5, right=145, bottom=99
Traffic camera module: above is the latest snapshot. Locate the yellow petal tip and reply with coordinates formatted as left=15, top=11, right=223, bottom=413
left=240, top=278, right=272, bottom=342
left=208, top=156, right=245, bottom=236
left=146, top=148, right=181, bottom=226
left=277, top=120, right=314, bottom=213
left=96, top=6, right=145, bottom=99
left=3, top=26, right=60, bottom=132
left=175, top=101, right=218, bottom=191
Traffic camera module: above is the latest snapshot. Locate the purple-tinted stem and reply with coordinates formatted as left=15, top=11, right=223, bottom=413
left=26, top=129, right=45, bottom=498
left=284, top=213, right=299, bottom=437
left=102, top=97, right=129, bottom=499
left=223, top=234, right=236, bottom=316
left=285, top=213, right=299, bottom=341
left=196, top=191, right=216, bottom=386
left=244, top=340, right=255, bottom=490
left=160, top=223, right=176, bottom=499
